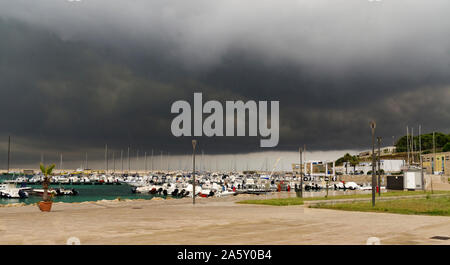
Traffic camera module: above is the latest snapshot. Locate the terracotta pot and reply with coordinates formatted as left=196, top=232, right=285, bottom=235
left=38, top=201, right=53, bottom=212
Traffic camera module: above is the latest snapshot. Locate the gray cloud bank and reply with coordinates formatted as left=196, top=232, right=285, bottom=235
left=0, top=0, right=449, bottom=167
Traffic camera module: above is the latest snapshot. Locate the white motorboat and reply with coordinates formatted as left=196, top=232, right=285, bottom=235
left=0, top=182, right=30, bottom=198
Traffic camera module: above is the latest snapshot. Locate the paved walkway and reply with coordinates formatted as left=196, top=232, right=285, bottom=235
left=0, top=195, right=449, bottom=245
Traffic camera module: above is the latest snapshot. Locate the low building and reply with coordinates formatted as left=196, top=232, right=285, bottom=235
left=341, top=159, right=405, bottom=175
left=358, top=146, right=397, bottom=158
left=422, top=152, right=450, bottom=176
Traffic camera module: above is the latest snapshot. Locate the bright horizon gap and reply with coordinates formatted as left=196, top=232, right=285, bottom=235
left=5, top=150, right=361, bottom=171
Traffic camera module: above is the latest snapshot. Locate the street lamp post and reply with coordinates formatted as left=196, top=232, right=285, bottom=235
left=192, top=139, right=197, bottom=205
left=370, top=121, right=376, bottom=207
left=298, top=147, right=303, bottom=198
left=377, top=137, right=381, bottom=196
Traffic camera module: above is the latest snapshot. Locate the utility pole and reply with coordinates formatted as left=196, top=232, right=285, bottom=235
left=85, top=152, right=88, bottom=169
left=432, top=132, right=436, bottom=174
left=298, top=147, right=303, bottom=198
left=432, top=131, right=435, bottom=193
left=326, top=162, right=329, bottom=198
left=419, top=125, right=424, bottom=192
left=406, top=126, right=410, bottom=165
left=370, top=121, right=376, bottom=207
left=411, top=128, right=414, bottom=163
left=304, top=144, right=306, bottom=176
left=151, top=149, right=154, bottom=172
left=192, top=140, right=197, bottom=205
left=377, top=137, right=381, bottom=196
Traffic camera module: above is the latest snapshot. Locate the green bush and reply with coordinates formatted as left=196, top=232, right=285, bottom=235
left=443, top=142, right=450, bottom=152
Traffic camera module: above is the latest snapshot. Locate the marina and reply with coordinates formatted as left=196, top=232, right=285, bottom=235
left=0, top=169, right=383, bottom=206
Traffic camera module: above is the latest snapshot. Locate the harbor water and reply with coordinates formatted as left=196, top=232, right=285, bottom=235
left=0, top=184, right=160, bottom=205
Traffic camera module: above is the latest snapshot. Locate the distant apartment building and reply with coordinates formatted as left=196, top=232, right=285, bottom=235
left=340, top=159, right=405, bottom=175
left=422, top=152, right=450, bottom=176
left=358, top=146, right=396, bottom=158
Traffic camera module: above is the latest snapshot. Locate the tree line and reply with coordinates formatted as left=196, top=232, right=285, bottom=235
left=394, top=132, right=450, bottom=153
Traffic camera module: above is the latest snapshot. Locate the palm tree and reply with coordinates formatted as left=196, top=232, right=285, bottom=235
left=349, top=156, right=359, bottom=174
left=40, top=163, right=55, bottom=202
left=343, top=153, right=353, bottom=174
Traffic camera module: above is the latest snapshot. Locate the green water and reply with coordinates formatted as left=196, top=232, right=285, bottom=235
left=0, top=184, right=162, bottom=205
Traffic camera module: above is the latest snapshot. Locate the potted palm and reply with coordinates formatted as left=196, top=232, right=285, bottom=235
left=38, top=163, right=55, bottom=212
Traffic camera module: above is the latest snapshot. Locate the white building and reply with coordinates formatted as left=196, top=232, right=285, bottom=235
left=341, top=159, right=405, bottom=174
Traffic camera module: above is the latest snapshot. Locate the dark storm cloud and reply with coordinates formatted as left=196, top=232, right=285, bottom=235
left=0, top=0, right=450, bottom=167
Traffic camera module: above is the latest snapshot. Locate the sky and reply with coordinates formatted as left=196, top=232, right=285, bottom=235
left=0, top=0, right=449, bottom=169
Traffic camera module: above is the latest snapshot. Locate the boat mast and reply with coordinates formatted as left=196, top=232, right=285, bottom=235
left=136, top=149, right=139, bottom=174
left=127, top=145, right=130, bottom=173
left=167, top=152, right=170, bottom=171
left=7, top=135, right=10, bottom=172
left=144, top=151, right=147, bottom=172
left=160, top=151, right=163, bottom=171
left=105, top=144, right=108, bottom=173
left=136, top=149, right=139, bottom=172
left=120, top=149, right=123, bottom=173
